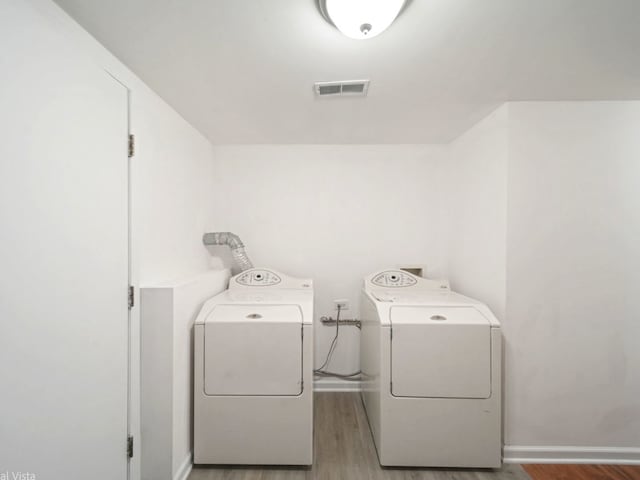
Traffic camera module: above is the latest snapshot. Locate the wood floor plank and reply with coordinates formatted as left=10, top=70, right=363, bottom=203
left=189, top=392, right=531, bottom=480
left=523, top=464, right=640, bottom=480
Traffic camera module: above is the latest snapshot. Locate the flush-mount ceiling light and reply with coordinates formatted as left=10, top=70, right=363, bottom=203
left=319, top=0, right=407, bottom=40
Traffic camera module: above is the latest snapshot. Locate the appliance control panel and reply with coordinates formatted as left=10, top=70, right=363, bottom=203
left=371, top=270, right=418, bottom=288
left=234, top=269, right=282, bottom=287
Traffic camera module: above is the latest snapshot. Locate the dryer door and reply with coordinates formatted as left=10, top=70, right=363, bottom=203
left=390, top=306, right=491, bottom=399
left=204, top=304, right=303, bottom=396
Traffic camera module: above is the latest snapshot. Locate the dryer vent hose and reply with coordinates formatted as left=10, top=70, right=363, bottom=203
left=202, top=232, right=254, bottom=272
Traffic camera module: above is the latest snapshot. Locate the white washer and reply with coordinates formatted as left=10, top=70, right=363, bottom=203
left=194, top=268, right=313, bottom=465
left=360, top=269, right=502, bottom=468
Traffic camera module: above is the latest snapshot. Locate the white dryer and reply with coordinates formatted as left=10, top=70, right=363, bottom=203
left=194, top=268, right=313, bottom=465
left=360, top=269, right=502, bottom=468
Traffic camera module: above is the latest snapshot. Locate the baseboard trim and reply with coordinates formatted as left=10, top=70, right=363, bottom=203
left=313, top=377, right=361, bottom=392
left=503, top=445, right=640, bottom=465
left=173, top=452, right=193, bottom=480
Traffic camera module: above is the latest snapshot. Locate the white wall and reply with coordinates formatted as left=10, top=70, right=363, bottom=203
left=24, top=0, right=215, bottom=286
left=134, top=94, right=215, bottom=285
left=504, top=102, right=640, bottom=461
left=210, top=145, right=449, bottom=378
left=447, top=105, right=508, bottom=321
left=141, top=270, right=229, bottom=480
left=3, top=1, right=218, bottom=479
left=449, top=101, right=640, bottom=462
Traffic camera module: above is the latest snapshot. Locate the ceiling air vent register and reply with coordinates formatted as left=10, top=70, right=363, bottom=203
left=314, top=80, right=370, bottom=97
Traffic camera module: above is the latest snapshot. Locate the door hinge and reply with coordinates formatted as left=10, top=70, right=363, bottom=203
left=127, top=435, right=134, bottom=459
left=128, top=285, right=135, bottom=309
left=128, top=134, right=135, bottom=158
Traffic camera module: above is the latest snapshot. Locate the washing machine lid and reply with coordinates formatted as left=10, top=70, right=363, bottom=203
left=390, top=306, right=491, bottom=399
left=205, top=304, right=301, bottom=324
left=371, top=290, right=458, bottom=304
left=204, top=304, right=303, bottom=396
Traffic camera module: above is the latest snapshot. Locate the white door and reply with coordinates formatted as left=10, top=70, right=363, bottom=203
left=0, top=17, right=130, bottom=480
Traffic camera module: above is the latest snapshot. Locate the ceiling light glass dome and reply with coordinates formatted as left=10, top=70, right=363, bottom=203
left=319, top=0, right=407, bottom=40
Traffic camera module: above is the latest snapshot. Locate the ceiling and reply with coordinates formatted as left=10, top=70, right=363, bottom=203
left=54, top=0, right=640, bottom=144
